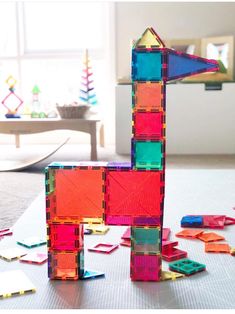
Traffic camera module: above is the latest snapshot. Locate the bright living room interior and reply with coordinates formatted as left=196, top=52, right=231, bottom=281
left=0, top=1, right=235, bottom=309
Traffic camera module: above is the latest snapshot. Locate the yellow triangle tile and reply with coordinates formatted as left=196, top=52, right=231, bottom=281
left=134, top=28, right=165, bottom=49
left=160, top=270, right=185, bottom=281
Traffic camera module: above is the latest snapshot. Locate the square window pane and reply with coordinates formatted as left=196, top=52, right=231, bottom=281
left=0, top=2, right=17, bottom=57
left=23, top=2, right=106, bottom=52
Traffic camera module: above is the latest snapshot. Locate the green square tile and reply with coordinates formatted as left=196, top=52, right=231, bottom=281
left=169, top=259, right=206, bottom=276
left=132, top=227, right=160, bottom=245
left=134, top=141, right=163, bottom=169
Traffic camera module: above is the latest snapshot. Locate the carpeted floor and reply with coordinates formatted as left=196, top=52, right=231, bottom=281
left=0, top=143, right=234, bottom=229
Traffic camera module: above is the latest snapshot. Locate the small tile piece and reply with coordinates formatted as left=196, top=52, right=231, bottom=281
left=81, top=270, right=105, bottom=280
left=0, top=247, right=27, bottom=261
left=162, top=248, right=188, bottom=262
left=85, top=225, right=109, bottom=235
left=181, top=215, right=203, bottom=228
left=205, top=243, right=230, bottom=253
left=19, top=252, right=48, bottom=264
left=88, top=243, right=119, bottom=254
left=162, top=228, right=171, bottom=241
left=133, top=140, right=163, bottom=170
left=0, top=228, right=13, bottom=237
left=48, top=250, right=84, bottom=280
left=198, top=232, right=225, bottom=243
left=160, top=270, right=185, bottom=281
left=132, top=50, right=163, bottom=81
left=131, top=226, right=160, bottom=253
left=17, top=237, right=46, bottom=248
left=134, top=82, right=163, bottom=111
left=230, top=248, right=235, bottom=256
left=121, top=227, right=131, bottom=240
left=169, top=259, right=206, bottom=276
left=134, top=112, right=164, bottom=140
left=176, top=229, right=204, bottom=239
left=0, top=270, right=36, bottom=298
left=48, top=223, right=83, bottom=251
left=120, top=239, right=131, bottom=247
left=131, top=253, right=161, bottom=281
left=162, top=240, right=178, bottom=251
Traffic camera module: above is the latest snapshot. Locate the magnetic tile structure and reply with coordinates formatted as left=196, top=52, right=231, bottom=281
left=45, top=27, right=218, bottom=281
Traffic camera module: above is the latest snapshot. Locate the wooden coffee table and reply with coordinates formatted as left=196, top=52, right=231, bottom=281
left=0, top=118, right=104, bottom=161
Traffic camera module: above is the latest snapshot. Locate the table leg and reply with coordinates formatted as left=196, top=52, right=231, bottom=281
left=99, top=123, right=105, bottom=148
left=90, top=124, right=97, bottom=161
left=15, top=134, right=20, bottom=148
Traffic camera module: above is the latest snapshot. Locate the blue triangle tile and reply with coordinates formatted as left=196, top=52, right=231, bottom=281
left=167, top=50, right=218, bottom=81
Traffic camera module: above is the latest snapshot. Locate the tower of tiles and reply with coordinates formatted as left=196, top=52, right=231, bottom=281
left=45, top=27, right=218, bottom=281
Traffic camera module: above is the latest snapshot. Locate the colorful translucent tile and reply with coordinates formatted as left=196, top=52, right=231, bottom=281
left=160, top=271, right=185, bottom=281
left=230, top=248, right=235, bottom=256
left=134, top=28, right=165, bottom=49
left=176, top=229, right=204, bottom=239
left=162, top=228, right=171, bottom=241
left=132, top=50, right=163, bottom=81
left=120, top=239, right=131, bottom=247
left=134, top=82, right=163, bottom=111
left=85, top=225, right=109, bottom=235
left=81, top=270, right=105, bottom=280
left=131, top=227, right=160, bottom=252
left=48, top=167, right=105, bottom=222
left=48, top=251, right=84, bottom=280
left=205, top=243, right=230, bottom=253
left=162, top=240, right=178, bottom=251
left=133, top=140, right=163, bottom=169
left=88, top=243, right=119, bottom=254
left=131, top=253, right=161, bottom=281
left=181, top=215, right=203, bottom=228
left=17, top=237, right=46, bottom=248
left=121, top=227, right=131, bottom=240
left=167, top=49, right=218, bottom=81
left=19, top=252, right=48, bottom=264
left=133, top=111, right=164, bottom=139
left=203, top=215, right=227, bottom=229
left=0, top=228, right=13, bottom=237
left=0, top=247, right=27, bottom=261
left=105, top=169, right=163, bottom=225
left=0, top=270, right=36, bottom=298
left=197, top=232, right=225, bottom=243
left=169, top=259, right=206, bottom=276
left=162, top=248, right=188, bottom=262
left=48, top=223, right=83, bottom=251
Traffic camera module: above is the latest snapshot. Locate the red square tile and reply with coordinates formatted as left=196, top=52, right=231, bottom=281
left=105, top=168, right=163, bottom=226
left=134, top=111, right=164, bottom=139
left=131, top=253, right=161, bottom=281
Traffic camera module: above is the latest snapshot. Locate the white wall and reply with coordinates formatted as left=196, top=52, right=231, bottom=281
left=115, top=2, right=235, bottom=79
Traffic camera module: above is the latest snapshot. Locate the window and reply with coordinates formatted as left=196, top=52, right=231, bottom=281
left=0, top=1, right=113, bottom=118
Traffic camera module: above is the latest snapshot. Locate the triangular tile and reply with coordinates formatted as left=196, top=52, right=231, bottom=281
left=134, top=27, right=165, bottom=49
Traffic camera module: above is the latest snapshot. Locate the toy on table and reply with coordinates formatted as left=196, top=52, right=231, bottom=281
left=79, top=49, right=97, bottom=106
left=45, top=28, right=218, bottom=282
left=181, top=215, right=235, bottom=229
left=0, top=228, right=13, bottom=237
left=1, top=76, right=23, bottom=118
left=17, top=236, right=46, bottom=248
left=162, top=240, right=187, bottom=262
left=31, top=85, right=46, bottom=118
left=0, top=247, right=27, bottom=261
left=81, top=270, right=105, bottom=280
left=205, top=243, right=230, bottom=254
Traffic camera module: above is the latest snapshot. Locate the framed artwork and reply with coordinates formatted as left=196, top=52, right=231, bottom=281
left=166, top=39, right=201, bottom=56
left=185, top=36, right=234, bottom=82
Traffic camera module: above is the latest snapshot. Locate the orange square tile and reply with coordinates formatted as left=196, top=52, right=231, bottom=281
left=198, top=232, right=225, bottom=243
left=176, top=229, right=204, bottom=239
left=134, top=82, right=163, bottom=111
left=205, top=243, right=230, bottom=253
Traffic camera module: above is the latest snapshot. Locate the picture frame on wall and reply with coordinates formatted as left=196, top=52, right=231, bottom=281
left=184, top=35, right=234, bottom=82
